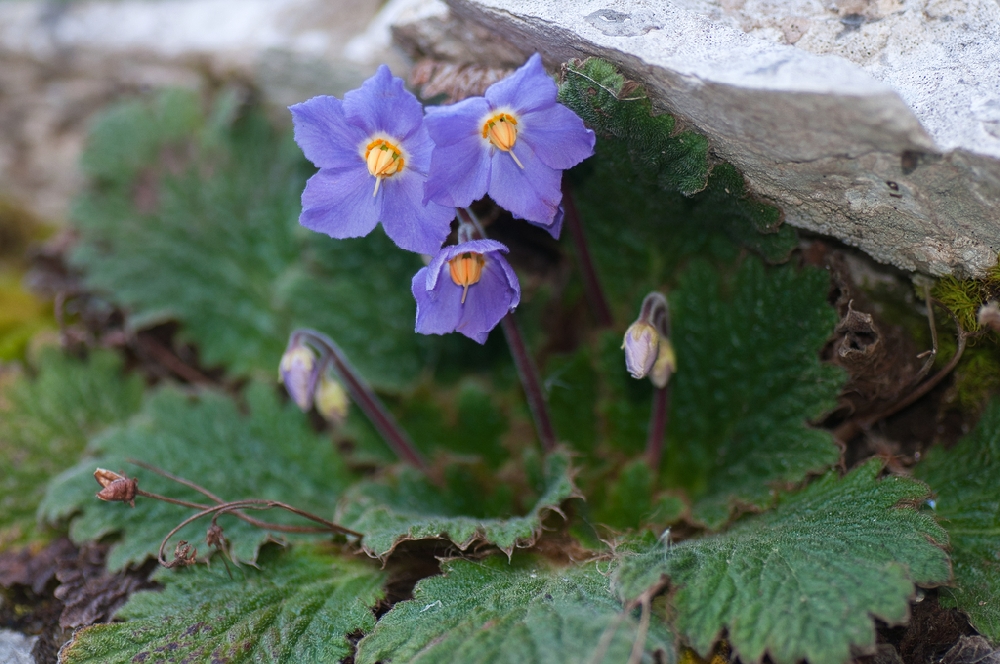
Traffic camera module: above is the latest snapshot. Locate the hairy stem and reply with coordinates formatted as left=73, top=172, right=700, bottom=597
left=500, top=314, right=557, bottom=452
left=158, top=499, right=361, bottom=568
left=291, top=328, right=428, bottom=472
left=127, top=459, right=335, bottom=535
left=562, top=178, right=613, bottom=328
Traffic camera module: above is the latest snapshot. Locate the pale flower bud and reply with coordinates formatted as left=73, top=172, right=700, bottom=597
left=978, top=301, right=1000, bottom=333
left=623, top=321, right=659, bottom=379
left=623, top=291, right=675, bottom=388
left=279, top=342, right=318, bottom=412
left=649, top=337, right=676, bottom=389
left=314, top=371, right=350, bottom=425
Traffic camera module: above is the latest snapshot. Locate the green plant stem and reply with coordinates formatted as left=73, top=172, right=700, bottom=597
left=562, top=177, right=613, bottom=327
left=500, top=313, right=557, bottom=453
left=645, top=384, right=670, bottom=469
left=291, top=328, right=429, bottom=473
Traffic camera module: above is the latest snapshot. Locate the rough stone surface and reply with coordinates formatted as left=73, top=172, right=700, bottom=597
left=0, top=628, right=37, bottom=664
left=439, top=0, right=1000, bottom=277
left=0, top=0, right=384, bottom=223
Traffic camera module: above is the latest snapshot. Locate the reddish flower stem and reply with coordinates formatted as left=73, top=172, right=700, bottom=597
left=158, top=499, right=361, bottom=568
left=645, top=384, right=670, bottom=469
left=500, top=313, right=557, bottom=453
left=291, top=329, right=429, bottom=473
left=562, top=177, right=614, bottom=328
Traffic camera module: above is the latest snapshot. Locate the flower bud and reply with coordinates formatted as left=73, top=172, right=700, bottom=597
left=649, top=337, right=676, bottom=389
left=623, top=321, right=659, bottom=379
left=314, top=371, right=350, bottom=425
left=978, top=301, right=1000, bottom=333
left=623, top=291, right=675, bottom=388
left=94, top=468, right=138, bottom=507
left=279, top=341, right=318, bottom=412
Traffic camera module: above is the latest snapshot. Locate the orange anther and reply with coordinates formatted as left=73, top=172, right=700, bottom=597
left=449, top=252, right=486, bottom=304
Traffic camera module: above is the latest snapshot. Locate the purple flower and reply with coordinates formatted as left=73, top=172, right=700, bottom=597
left=423, top=54, right=595, bottom=235
left=290, top=65, right=455, bottom=254
left=412, top=239, right=521, bottom=344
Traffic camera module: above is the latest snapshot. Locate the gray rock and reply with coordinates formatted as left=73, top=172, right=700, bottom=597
left=440, top=0, right=1000, bottom=277
left=0, top=628, right=37, bottom=664
left=0, top=0, right=384, bottom=222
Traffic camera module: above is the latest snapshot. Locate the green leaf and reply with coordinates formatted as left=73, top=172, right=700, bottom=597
left=916, top=398, right=1000, bottom=641
left=545, top=349, right=599, bottom=453
left=0, top=349, right=143, bottom=546
left=559, top=58, right=709, bottom=195
left=616, top=460, right=951, bottom=664
left=591, top=459, right=685, bottom=531
left=40, top=383, right=354, bottom=570
left=71, top=89, right=426, bottom=389
left=60, top=544, right=386, bottom=664
left=337, top=451, right=578, bottom=558
left=664, top=257, right=844, bottom=527
left=356, top=555, right=674, bottom=664
left=559, top=59, right=796, bottom=322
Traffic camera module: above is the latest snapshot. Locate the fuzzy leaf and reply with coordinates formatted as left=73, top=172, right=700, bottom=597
left=356, top=555, right=674, bottom=664
left=0, top=349, right=143, bottom=546
left=71, top=89, right=427, bottom=389
left=337, top=451, right=577, bottom=558
left=59, top=545, right=386, bottom=664
left=664, top=257, right=844, bottom=527
left=560, top=60, right=795, bottom=322
left=616, top=460, right=951, bottom=664
left=40, top=384, right=354, bottom=570
left=916, top=399, right=1000, bottom=641
left=559, top=58, right=709, bottom=195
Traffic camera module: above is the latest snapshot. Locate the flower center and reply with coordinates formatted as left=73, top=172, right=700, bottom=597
left=449, top=251, right=485, bottom=304
left=481, top=113, right=523, bottom=169
left=364, top=138, right=405, bottom=196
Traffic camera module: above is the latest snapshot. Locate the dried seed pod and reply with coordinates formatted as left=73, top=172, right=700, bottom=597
left=172, top=541, right=198, bottom=567
left=93, top=468, right=138, bottom=507
left=206, top=523, right=227, bottom=550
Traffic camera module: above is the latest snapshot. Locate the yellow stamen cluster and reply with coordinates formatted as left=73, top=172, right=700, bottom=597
left=449, top=251, right=486, bottom=304
left=365, top=138, right=405, bottom=196
left=482, top=113, right=523, bottom=169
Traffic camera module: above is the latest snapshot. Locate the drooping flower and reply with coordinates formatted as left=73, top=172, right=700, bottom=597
left=623, top=292, right=676, bottom=388
left=423, top=54, right=595, bottom=235
left=290, top=65, right=455, bottom=254
left=412, top=239, right=521, bottom=344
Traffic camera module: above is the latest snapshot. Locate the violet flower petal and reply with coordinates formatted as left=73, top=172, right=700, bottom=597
left=423, top=133, right=492, bottom=208
left=300, top=166, right=382, bottom=239
left=519, top=204, right=564, bottom=239
left=343, top=64, right=425, bottom=140
left=380, top=172, right=455, bottom=254
left=453, top=259, right=518, bottom=343
left=424, top=97, right=491, bottom=147
left=485, top=53, right=556, bottom=114
left=520, top=104, right=596, bottom=171
left=488, top=141, right=562, bottom=224
left=423, top=97, right=493, bottom=207
left=289, top=96, right=368, bottom=170
left=412, top=268, right=463, bottom=336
